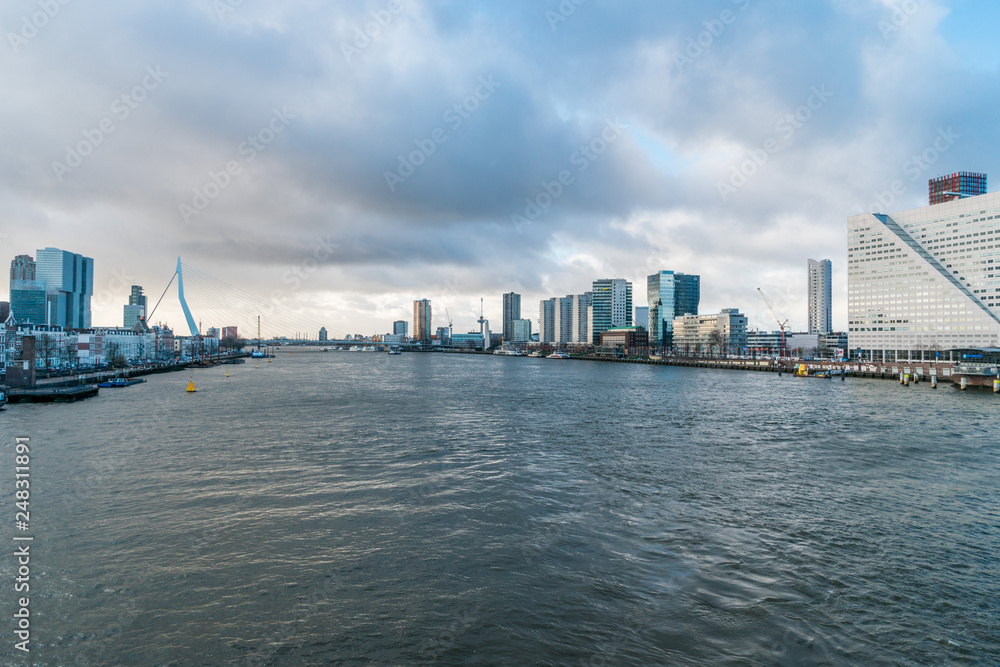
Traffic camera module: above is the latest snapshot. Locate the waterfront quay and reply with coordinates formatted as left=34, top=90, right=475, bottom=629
left=581, top=355, right=959, bottom=382
left=2, top=357, right=243, bottom=404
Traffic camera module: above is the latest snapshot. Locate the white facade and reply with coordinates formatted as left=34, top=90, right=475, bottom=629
left=538, top=298, right=556, bottom=343
left=673, top=309, right=748, bottom=354
left=553, top=297, right=574, bottom=343
left=808, top=258, right=832, bottom=334
left=848, top=191, right=1000, bottom=356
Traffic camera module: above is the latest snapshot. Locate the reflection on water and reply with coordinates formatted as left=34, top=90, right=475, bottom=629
left=0, top=352, right=997, bottom=665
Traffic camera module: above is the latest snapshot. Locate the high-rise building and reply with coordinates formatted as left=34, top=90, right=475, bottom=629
left=591, top=279, right=632, bottom=344
left=10, top=255, right=36, bottom=281
left=929, top=172, right=986, bottom=205
left=538, top=298, right=556, bottom=343
left=35, top=247, right=94, bottom=329
left=319, top=327, right=328, bottom=342
left=413, top=299, right=432, bottom=343
left=222, top=326, right=238, bottom=340
left=123, top=284, right=147, bottom=328
left=9, top=280, right=47, bottom=325
left=0, top=302, right=9, bottom=323
left=847, top=190, right=1000, bottom=359
left=553, top=296, right=574, bottom=343
left=129, top=285, right=147, bottom=309
left=9, top=255, right=47, bottom=325
left=502, top=292, right=521, bottom=341
left=512, top=318, right=532, bottom=342
left=571, top=292, right=592, bottom=343
left=647, top=271, right=699, bottom=350
left=393, top=320, right=408, bottom=337
left=808, top=259, right=832, bottom=334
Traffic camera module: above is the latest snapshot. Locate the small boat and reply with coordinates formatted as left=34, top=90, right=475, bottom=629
left=547, top=353, right=570, bottom=359
left=98, top=377, right=146, bottom=388
left=493, top=348, right=523, bottom=356
left=250, top=350, right=267, bottom=358
left=322, top=347, right=329, bottom=352
left=387, top=348, right=402, bottom=355
left=793, top=364, right=831, bottom=379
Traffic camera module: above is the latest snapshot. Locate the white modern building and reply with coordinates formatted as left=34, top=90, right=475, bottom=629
left=553, top=296, right=574, bottom=343
left=808, top=259, right=832, bottom=334
left=538, top=298, right=556, bottom=343
left=673, top=309, right=748, bottom=356
left=571, top=293, right=592, bottom=344
left=847, top=190, right=1000, bottom=359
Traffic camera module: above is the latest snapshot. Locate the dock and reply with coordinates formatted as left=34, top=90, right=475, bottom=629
left=7, top=385, right=100, bottom=403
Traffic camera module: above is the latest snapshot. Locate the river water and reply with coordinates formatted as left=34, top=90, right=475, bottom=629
left=0, top=351, right=997, bottom=665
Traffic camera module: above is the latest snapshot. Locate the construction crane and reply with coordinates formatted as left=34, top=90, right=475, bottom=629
left=757, top=287, right=788, bottom=357
left=445, top=308, right=454, bottom=338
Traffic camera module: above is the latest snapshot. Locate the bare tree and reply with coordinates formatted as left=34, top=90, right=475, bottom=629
left=34, top=334, right=57, bottom=378
left=61, top=338, right=77, bottom=372
left=707, top=330, right=724, bottom=358
left=105, top=340, right=125, bottom=368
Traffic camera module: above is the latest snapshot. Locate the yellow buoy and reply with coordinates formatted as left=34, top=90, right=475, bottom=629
left=256, top=363, right=259, bottom=368
left=186, top=380, right=197, bottom=392
left=226, top=370, right=229, bottom=377
left=267, top=358, right=271, bottom=363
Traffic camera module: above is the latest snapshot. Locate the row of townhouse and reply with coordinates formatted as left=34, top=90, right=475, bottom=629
left=1, top=318, right=219, bottom=372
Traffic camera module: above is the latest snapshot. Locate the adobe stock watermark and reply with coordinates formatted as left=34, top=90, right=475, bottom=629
left=7, top=0, right=72, bottom=54
left=716, top=84, right=832, bottom=201
left=179, top=107, right=295, bottom=223
left=511, top=118, right=627, bottom=233
left=51, top=65, right=169, bottom=183
left=672, top=0, right=751, bottom=73
left=384, top=75, right=501, bottom=192
left=545, top=0, right=586, bottom=31
left=879, top=0, right=923, bottom=40
left=863, top=127, right=959, bottom=214
left=340, top=0, right=405, bottom=63
left=212, top=0, right=242, bottom=21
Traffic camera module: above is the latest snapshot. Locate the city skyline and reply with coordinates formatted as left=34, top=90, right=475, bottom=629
left=2, top=2, right=999, bottom=336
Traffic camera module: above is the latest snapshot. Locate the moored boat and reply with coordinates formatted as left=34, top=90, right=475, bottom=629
left=98, top=377, right=146, bottom=388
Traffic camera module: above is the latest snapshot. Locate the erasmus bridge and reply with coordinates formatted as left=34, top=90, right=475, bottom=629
left=145, top=257, right=332, bottom=341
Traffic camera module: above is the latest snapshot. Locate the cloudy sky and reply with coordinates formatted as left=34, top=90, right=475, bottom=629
left=2, top=0, right=998, bottom=338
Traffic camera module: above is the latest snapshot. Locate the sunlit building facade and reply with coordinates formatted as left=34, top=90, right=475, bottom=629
left=847, top=190, right=1000, bottom=359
